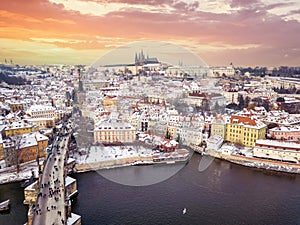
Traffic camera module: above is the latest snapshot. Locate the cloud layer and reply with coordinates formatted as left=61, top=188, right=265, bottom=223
left=0, top=0, right=299, bottom=66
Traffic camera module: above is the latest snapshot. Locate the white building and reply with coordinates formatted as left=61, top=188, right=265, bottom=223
left=253, top=139, right=300, bottom=163
left=206, top=135, right=224, bottom=151
left=208, top=65, right=235, bottom=77
left=166, top=65, right=209, bottom=78
left=177, top=127, right=202, bottom=146
left=26, top=105, right=56, bottom=119
left=94, top=120, right=136, bottom=144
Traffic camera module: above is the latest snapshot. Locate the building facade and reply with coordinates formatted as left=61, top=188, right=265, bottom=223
left=4, top=121, right=36, bottom=137
left=94, top=120, right=136, bottom=144
left=211, top=115, right=227, bottom=139
left=27, top=117, right=56, bottom=129
left=269, top=126, right=300, bottom=142
left=3, top=132, right=48, bottom=166
left=26, top=105, right=56, bottom=120
left=253, top=140, right=300, bottom=163
left=225, top=115, right=267, bottom=147
left=178, top=127, right=202, bottom=146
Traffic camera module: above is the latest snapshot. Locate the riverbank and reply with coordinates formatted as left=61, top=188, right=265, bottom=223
left=205, top=149, right=300, bottom=174
left=75, top=158, right=148, bottom=172
left=0, top=148, right=190, bottom=184
left=0, top=160, right=41, bottom=185
left=75, top=155, right=190, bottom=172
left=74, top=145, right=190, bottom=172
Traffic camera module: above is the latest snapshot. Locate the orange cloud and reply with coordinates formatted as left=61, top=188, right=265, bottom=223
left=0, top=0, right=299, bottom=66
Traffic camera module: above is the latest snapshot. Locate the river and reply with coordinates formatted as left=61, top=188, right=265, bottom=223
left=0, top=182, right=28, bottom=225
left=2, top=154, right=300, bottom=224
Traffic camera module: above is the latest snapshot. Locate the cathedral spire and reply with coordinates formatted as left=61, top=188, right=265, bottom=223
left=135, top=53, right=138, bottom=64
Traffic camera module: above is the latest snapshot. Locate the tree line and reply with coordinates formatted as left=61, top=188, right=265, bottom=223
left=0, top=72, right=29, bottom=85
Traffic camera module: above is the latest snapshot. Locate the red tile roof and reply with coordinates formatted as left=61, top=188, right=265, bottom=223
left=230, top=115, right=257, bottom=126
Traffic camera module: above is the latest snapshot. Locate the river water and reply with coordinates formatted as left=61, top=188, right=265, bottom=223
left=2, top=154, right=300, bottom=225
left=0, top=182, right=28, bottom=225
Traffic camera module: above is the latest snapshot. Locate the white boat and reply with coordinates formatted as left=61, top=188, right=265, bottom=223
left=183, top=208, right=187, bottom=214
left=0, top=199, right=10, bottom=212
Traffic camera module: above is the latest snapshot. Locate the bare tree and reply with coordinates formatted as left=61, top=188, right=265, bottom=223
left=6, top=135, right=23, bottom=172
left=14, top=135, right=23, bottom=173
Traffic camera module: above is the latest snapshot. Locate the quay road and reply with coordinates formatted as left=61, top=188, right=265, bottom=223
left=32, top=125, right=71, bottom=225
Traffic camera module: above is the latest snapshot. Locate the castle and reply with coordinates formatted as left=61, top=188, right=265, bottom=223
left=135, top=50, right=159, bottom=66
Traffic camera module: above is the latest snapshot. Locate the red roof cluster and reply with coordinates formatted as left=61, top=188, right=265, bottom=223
left=189, top=92, right=207, bottom=98
left=230, top=115, right=257, bottom=126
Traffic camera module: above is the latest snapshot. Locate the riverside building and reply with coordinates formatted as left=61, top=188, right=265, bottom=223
left=225, top=115, right=267, bottom=147
left=253, top=140, right=300, bottom=163
left=269, top=126, right=300, bottom=142
left=94, top=120, right=136, bottom=144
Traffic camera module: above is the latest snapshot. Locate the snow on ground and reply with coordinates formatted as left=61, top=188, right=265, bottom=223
left=0, top=160, right=40, bottom=184
left=76, top=145, right=153, bottom=164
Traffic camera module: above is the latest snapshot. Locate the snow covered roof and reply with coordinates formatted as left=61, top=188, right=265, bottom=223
left=65, top=176, right=76, bottom=186
left=270, top=126, right=300, bottom=132
left=29, top=105, right=55, bottom=112
left=170, top=140, right=178, bottom=146
left=19, top=134, right=37, bottom=148
left=5, top=121, right=33, bottom=130
left=67, top=158, right=76, bottom=164
left=67, top=213, right=81, bottom=225
left=35, top=132, right=48, bottom=141
left=230, top=115, right=266, bottom=129
left=6, top=113, right=18, bottom=120
left=255, top=139, right=300, bottom=150
left=27, top=117, right=55, bottom=121
left=207, top=135, right=224, bottom=144
left=95, top=120, right=135, bottom=131
left=2, top=131, right=47, bottom=149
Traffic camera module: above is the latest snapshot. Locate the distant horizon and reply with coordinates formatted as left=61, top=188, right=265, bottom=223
left=1, top=61, right=299, bottom=69
left=0, top=0, right=300, bottom=67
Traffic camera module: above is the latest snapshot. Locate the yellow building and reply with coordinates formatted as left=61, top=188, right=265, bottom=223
left=8, top=102, right=24, bottom=112
left=18, top=132, right=48, bottom=163
left=103, top=96, right=119, bottom=111
left=27, top=117, right=56, bottom=129
left=167, top=124, right=177, bottom=139
left=225, top=115, right=266, bottom=147
left=5, top=121, right=36, bottom=137
left=35, top=132, right=49, bottom=155
left=3, top=132, right=48, bottom=166
left=211, top=115, right=227, bottom=139
left=94, top=120, right=136, bottom=144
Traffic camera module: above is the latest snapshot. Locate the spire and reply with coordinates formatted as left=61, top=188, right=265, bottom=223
left=141, top=49, right=144, bottom=60
left=135, top=53, right=138, bottom=64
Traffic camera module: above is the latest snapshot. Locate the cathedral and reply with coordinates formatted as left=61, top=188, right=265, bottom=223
left=134, top=50, right=159, bottom=66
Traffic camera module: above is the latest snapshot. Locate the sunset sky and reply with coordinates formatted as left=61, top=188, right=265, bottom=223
left=0, top=0, right=300, bottom=66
